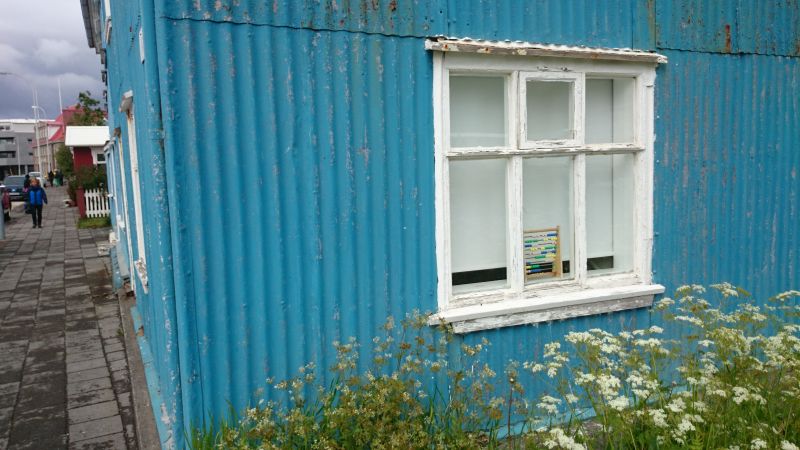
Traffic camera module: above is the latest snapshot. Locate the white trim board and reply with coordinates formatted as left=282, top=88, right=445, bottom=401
left=426, top=38, right=668, bottom=64
left=434, top=284, right=665, bottom=334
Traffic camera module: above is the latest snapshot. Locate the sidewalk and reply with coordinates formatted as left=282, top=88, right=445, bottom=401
left=0, top=187, right=137, bottom=449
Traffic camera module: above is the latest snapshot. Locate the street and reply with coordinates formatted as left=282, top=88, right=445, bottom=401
left=0, top=187, right=137, bottom=449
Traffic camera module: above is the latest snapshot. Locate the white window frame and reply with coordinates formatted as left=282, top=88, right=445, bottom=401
left=518, top=71, right=583, bottom=148
left=431, top=46, right=666, bottom=333
left=120, top=91, right=148, bottom=293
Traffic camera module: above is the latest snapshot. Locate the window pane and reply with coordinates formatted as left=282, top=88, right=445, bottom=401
left=523, top=156, right=573, bottom=283
left=526, top=80, right=574, bottom=141
left=450, top=158, right=508, bottom=293
left=585, top=78, right=635, bottom=144
left=449, top=76, right=507, bottom=148
left=586, top=154, right=634, bottom=274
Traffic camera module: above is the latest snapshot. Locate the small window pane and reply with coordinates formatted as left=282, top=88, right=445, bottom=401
left=586, top=78, right=635, bottom=144
left=449, top=76, right=507, bottom=148
left=450, top=158, right=508, bottom=293
left=586, top=154, right=634, bottom=274
left=526, top=80, right=574, bottom=141
left=523, top=156, right=574, bottom=283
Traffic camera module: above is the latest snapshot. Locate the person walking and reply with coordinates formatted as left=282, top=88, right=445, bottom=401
left=1, top=186, right=10, bottom=222
left=28, top=178, right=47, bottom=228
left=47, top=170, right=55, bottom=187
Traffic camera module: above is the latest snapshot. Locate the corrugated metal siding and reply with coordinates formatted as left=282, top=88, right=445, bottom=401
left=736, top=0, right=800, bottom=56
left=159, top=0, right=654, bottom=49
left=656, top=0, right=800, bottom=56
left=159, top=0, right=446, bottom=36
left=653, top=49, right=800, bottom=296
left=446, top=0, right=647, bottom=49
left=94, top=1, right=800, bottom=445
left=104, top=0, right=184, bottom=443
left=154, top=17, right=437, bottom=429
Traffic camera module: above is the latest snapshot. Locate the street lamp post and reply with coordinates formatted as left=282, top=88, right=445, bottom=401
left=32, top=105, right=49, bottom=174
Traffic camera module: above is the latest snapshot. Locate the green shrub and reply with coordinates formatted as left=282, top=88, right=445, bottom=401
left=191, top=285, right=800, bottom=450
left=67, top=165, right=107, bottom=203
left=55, top=144, right=74, bottom=178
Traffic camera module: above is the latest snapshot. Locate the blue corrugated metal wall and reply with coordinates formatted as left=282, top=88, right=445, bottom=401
left=101, top=0, right=184, bottom=444
left=154, top=20, right=437, bottom=434
left=98, top=1, right=800, bottom=447
left=653, top=50, right=800, bottom=295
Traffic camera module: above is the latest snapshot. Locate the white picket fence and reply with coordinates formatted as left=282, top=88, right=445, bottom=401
left=84, top=189, right=110, bottom=218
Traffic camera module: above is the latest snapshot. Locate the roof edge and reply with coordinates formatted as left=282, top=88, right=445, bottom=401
left=426, top=38, right=668, bottom=64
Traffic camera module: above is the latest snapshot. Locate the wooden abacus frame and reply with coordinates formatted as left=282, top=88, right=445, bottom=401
left=523, top=226, right=562, bottom=281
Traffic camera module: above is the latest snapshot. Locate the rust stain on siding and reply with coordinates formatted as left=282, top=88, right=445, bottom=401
left=724, top=24, right=732, bottom=53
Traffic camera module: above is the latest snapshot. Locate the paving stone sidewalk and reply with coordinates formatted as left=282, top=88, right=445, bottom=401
left=0, top=187, right=138, bottom=450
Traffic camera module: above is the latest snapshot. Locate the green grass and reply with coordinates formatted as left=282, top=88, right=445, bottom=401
left=77, top=216, right=111, bottom=229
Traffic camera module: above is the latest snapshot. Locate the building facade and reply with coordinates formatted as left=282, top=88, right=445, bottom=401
left=81, top=1, right=800, bottom=448
left=0, top=120, right=37, bottom=180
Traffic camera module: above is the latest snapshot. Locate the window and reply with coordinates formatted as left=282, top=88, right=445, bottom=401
left=431, top=42, right=665, bottom=332
left=0, top=137, right=14, bottom=145
left=121, top=91, right=148, bottom=292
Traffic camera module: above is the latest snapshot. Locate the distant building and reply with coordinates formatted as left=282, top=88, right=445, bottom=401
left=33, top=106, right=80, bottom=174
left=0, top=120, right=36, bottom=179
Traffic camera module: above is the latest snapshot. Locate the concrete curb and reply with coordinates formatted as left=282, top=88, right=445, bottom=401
left=118, top=288, right=162, bottom=449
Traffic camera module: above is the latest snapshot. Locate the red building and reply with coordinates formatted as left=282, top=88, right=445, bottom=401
left=65, top=126, right=109, bottom=170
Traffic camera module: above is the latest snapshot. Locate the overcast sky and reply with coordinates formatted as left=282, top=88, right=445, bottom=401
left=0, top=0, right=104, bottom=120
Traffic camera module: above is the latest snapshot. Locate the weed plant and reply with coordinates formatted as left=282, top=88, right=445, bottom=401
left=191, top=284, right=800, bottom=449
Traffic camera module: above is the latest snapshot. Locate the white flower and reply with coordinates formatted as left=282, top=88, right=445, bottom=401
left=649, top=325, right=664, bottom=334
left=537, top=395, right=562, bottom=415
left=655, top=298, right=675, bottom=309
left=596, top=374, right=621, bottom=399
left=566, top=331, right=599, bottom=345
left=608, top=395, right=629, bottom=411
left=675, top=315, right=703, bottom=326
left=677, top=417, right=696, bottom=433
left=575, top=372, right=596, bottom=386
left=565, top=394, right=579, bottom=404
left=544, top=342, right=562, bottom=357
left=649, top=409, right=668, bottom=428
left=781, top=441, right=799, bottom=450
left=543, top=428, right=586, bottom=450
left=634, top=338, right=662, bottom=348
left=528, top=363, right=545, bottom=373
left=666, top=397, right=686, bottom=413
left=692, top=400, right=708, bottom=412
left=751, top=438, right=767, bottom=449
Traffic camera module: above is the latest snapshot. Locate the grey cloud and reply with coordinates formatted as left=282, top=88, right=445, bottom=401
left=0, top=0, right=104, bottom=119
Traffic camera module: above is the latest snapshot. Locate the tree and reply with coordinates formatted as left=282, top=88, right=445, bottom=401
left=55, top=144, right=74, bottom=177
left=68, top=91, right=106, bottom=126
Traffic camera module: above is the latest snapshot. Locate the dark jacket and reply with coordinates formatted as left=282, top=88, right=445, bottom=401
left=28, top=186, right=47, bottom=206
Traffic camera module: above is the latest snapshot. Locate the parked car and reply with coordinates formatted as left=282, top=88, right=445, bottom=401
left=2, top=176, right=27, bottom=201
left=28, top=171, right=44, bottom=186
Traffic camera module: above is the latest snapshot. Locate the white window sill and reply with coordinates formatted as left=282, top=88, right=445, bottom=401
left=433, top=284, right=665, bottom=334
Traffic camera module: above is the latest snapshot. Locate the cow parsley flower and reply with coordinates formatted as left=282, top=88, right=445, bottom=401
left=608, top=395, right=629, bottom=411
